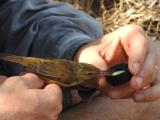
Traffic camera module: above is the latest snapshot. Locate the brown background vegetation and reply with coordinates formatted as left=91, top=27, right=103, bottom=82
left=54, top=0, right=160, bottom=42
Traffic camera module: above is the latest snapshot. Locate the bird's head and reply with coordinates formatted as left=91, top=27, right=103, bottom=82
left=75, top=62, right=101, bottom=80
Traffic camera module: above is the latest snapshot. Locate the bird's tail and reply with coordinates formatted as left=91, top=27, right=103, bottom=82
left=0, top=53, right=40, bottom=66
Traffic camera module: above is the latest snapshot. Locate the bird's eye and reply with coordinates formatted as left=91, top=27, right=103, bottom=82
left=81, top=70, right=93, bottom=75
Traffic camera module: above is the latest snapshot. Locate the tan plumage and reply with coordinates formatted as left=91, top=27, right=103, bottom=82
left=0, top=54, right=106, bottom=87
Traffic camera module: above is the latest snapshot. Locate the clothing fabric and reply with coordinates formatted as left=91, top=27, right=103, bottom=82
left=0, top=0, right=7, bottom=6
left=0, top=0, right=103, bottom=109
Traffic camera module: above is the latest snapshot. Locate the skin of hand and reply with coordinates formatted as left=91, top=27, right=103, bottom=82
left=74, top=24, right=160, bottom=102
left=0, top=73, right=62, bottom=120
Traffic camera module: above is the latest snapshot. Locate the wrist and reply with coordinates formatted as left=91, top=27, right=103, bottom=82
left=73, top=42, right=90, bottom=62
left=73, top=42, right=100, bottom=88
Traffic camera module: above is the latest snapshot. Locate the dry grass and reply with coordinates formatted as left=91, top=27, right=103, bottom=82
left=54, top=0, right=160, bottom=41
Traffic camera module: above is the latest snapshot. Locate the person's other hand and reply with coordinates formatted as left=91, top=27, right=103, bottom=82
left=0, top=73, right=62, bottom=120
left=133, top=42, right=160, bottom=102
left=75, top=24, right=159, bottom=102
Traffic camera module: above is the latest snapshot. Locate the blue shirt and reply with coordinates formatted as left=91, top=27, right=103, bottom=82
left=0, top=0, right=103, bottom=75
left=0, top=0, right=103, bottom=109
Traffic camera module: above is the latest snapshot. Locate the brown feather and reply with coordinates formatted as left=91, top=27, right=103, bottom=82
left=0, top=54, right=106, bottom=87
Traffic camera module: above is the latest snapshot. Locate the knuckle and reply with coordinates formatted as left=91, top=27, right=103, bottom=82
left=6, top=76, right=23, bottom=84
left=127, top=24, right=143, bottom=31
left=23, top=73, right=39, bottom=80
left=122, top=24, right=144, bottom=36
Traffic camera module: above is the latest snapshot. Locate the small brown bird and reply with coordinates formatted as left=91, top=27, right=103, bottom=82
left=0, top=54, right=107, bottom=87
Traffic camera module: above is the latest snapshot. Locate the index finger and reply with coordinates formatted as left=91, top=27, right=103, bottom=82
left=122, top=25, right=149, bottom=75
left=129, top=33, right=148, bottom=75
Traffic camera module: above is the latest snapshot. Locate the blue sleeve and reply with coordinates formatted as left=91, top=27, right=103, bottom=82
left=0, top=0, right=103, bottom=60
left=0, top=0, right=103, bottom=109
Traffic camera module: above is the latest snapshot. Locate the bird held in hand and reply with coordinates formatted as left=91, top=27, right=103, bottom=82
left=0, top=54, right=106, bottom=87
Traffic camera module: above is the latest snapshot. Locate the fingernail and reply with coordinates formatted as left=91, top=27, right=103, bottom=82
left=135, top=76, right=143, bottom=89
left=135, top=93, right=144, bottom=100
left=132, top=62, right=140, bottom=74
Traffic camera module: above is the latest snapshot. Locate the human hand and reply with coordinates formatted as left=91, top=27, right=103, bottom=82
left=75, top=24, right=159, bottom=102
left=134, top=42, right=160, bottom=102
left=0, top=73, right=62, bottom=120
